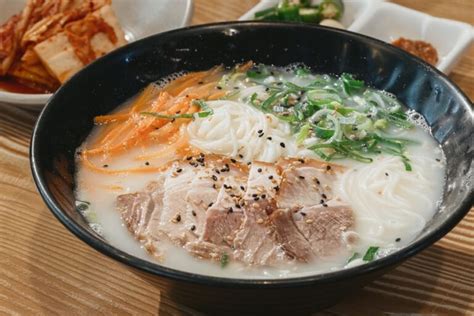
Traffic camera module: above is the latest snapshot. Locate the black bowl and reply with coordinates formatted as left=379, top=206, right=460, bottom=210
left=30, top=22, right=473, bottom=314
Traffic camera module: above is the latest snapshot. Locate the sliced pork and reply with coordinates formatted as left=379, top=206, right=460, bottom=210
left=116, top=155, right=355, bottom=267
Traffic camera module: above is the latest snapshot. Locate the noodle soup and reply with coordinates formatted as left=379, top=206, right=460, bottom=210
left=75, top=63, right=445, bottom=278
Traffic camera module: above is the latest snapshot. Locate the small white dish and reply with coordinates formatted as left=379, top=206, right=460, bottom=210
left=349, top=2, right=473, bottom=74
left=0, top=0, right=193, bottom=109
left=239, top=0, right=385, bottom=30
left=240, top=1, right=473, bottom=74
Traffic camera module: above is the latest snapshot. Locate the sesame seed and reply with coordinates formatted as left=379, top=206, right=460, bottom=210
left=261, top=194, right=266, bottom=199
left=102, top=164, right=109, bottom=168
left=175, top=214, right=181, bottom=222
left=306, top=219, right=314, bottom=224
left=273, top=186, right=280, bottom=191
left=235, top=204, right=241, bottom=209
left=435, top=158, right=441, bottom=162
left=176, top=168, right=182, bottom=173
left=145, top=162, right=150, bottom=166
left=298, top=158, right=305, bottom=163
left=212, top=184, right=217, bottom=189
left=198, top=81, right=204, bottom=84
left=186, top=156, right=192, bottom=160
left=217, top=86, right=222, bottom=90
left=268, top=175, right=273, bottom=180
left=385, top=172, right=389, bottom=176
left=212, top=175, right=218, bottom=181
left=299, top=175, right=305, bottom=180
left=239, top=154, right=244, bottom=158
left=322, top=203, right=328, bottom=207
left=192, top=210, right=197, bottom=216
left=257, top=129, right=263, bottom=134
left=326, top=165, right=331, bottom=171
left=230, top=158, right=237, bottom=163
left=254, top=197, right=260, bottom=201
left=190, top=225, right=196, bottom=231
left=240, top=185, right=245, bottom=191
left=396, top=238, right=401, bottom=242
left=267, top=137, right=272, bottom=140
left=300, top=212, right=306, bottom=216
left=258, top=133, right=264, bottom=138
left=257, top=168, right=262, bottom=173
left=228, top=207, right=233, bottom=213
left=280, top=142, right=286, bottom=148
left=320, top=199, right=324, bottom=204
left=208, top=202, right=213, bottom=207
left=247, top=162, right=252, bottom=165
left=321, top=193, right=327, bottom=199
left=252, top=193, right=258, bottom=197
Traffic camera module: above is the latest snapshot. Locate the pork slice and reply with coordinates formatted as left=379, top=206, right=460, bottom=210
left=293, top=201, right=354, bottom=257
left=233, top=162, right=288, bottom=265
left=116, top=175, right=167, bottom=257
left=116, top=191, right=154, bottom=241
left=271, top=209, right=313, bottom=262
left=200, top=176, right=245, bottom=247
left=159, top=162, right=197, bottom=245
left=276, top=158, right=343, bottom=209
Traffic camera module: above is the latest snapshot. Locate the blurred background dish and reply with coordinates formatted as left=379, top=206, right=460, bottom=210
left=0, top=0, right=193, bottom=109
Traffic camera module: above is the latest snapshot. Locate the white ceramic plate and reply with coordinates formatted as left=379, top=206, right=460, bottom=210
left=0, top=0, right=193, bottom=109
left=240, top=0, right=473, bottom=74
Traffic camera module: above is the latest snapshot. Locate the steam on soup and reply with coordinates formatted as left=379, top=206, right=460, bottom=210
left=75, top=62, right=445, bottom=278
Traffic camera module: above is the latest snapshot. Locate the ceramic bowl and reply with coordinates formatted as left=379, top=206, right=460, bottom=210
left=30, top=22, right=474, bottom=314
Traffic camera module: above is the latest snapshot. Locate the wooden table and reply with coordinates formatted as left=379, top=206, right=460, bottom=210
left=1, top=0, right=472, bottom=314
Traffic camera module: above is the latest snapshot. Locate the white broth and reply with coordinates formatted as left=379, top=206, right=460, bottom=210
left=75, top=64, right=445, bottom=278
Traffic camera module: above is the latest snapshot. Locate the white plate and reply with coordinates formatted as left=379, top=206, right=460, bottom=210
left=240, top=1, right=473, bottom=74
left=0, top=0, right=193, bottom=109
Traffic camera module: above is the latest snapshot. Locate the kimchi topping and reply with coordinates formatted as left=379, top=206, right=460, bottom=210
left=391, top=37, right=439, bottom=65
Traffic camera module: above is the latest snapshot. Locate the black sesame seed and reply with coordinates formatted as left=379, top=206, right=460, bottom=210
left=102, top=164, right=109, bottom=168
left=240, top=186, right=245, bottom=191
left=208, top=202, right=214, bottom=207
left=254, top=197, right=260, bottom=201
left=300, top=212, right=306, bottom=216
left=280, top=142, right=286, bottom=148
left=176, top=214, right=181, bottom=222
left=247, top=162, right=252, bottom=165
left=230, top=158, right=237, bottom=163
left=265, top=87, right=270, bottom=92
left=257, top=129, right=263, bottom=134
left=235, top=204, right=241, bottom=209
left=435, top=158, right=441, bottom=162
left=396, top=238, right=401, bottom=242
left=267, top=137, right=272, bottom=140
left=326, top=165, right=331, bottom=171
left=320, top=199, right=324, bottom=204
left=145, top=162, right=150, bottom=166
left=212, top=175, right=218, bottom=181
left=385, top=172, right=389, bottom=176
left=252, top=193, right=258, bottom=197
left=257, top=168, right=262, bottom=173
left=322, top=193, right=327, bottom=199
left=274, top=186, right=280, bottom=191
left=234, top=86, right=239, bottom=90
left=198, top=81, right=204, bottom=84
left=228, top=207, right=233, bottom=213
left=176, top=168, right=182, bottom=173
left=261, top=194, right=266, bottom=199
left=212, top=184, right=217, bottom=189
left=186, top=156, right=192, bottom=160
left=298, top=158, right=305, bottom=163
left=192, top=210, right=196, bottom=216
left=200, top=153, right=205, bottom=158
left=239, top=154, right=244, bottom=158
left=217, top=86, right=222, bottom=90
left=299, top=176, right=305, bottom=180
left=215, top=169, right=221, bottom=174
left=258, top=133, right=264, bottom=138
left=322, top=203, right=328, bottom=207
left=268, top=175, right=274, bottom=180
left=190, top=225, right=196, bottom=231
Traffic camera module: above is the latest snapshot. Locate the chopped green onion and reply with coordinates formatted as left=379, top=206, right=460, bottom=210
left=347, top=252, right=360, bottom=263
left=220, top=253, right=229, bottom=268
left=362, top=246, right=379, bottom=262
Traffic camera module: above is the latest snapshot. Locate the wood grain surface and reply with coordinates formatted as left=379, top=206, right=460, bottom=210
left=0, top=0, right=473, bottom=315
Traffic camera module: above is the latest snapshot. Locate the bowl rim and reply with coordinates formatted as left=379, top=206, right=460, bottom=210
left=30, top=21, right=474, bottom=288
